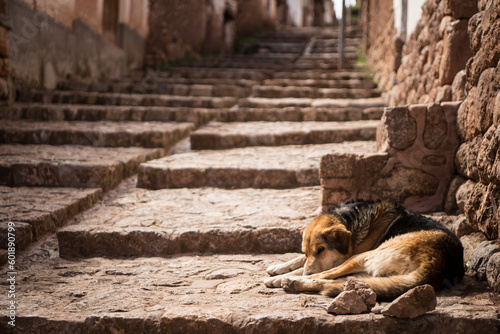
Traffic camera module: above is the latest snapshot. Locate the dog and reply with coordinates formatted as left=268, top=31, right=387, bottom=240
left=265, top=200, right=464, bottom=300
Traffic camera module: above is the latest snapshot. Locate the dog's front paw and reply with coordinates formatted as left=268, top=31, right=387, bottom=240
left=264, top=275, right=285, bottom=288
left=266, top=263, right=291, bottom=276
left=281, top=277, right=302, bottom=293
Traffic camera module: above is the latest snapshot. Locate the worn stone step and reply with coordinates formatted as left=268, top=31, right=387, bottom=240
left=137, top=141, right=376, bottom=189
left=54, top=81, right=251, bottom=97
left=272, top=70, right=369, bottom=80
left=262, top=78, right=377, bottom=89
left=311, top=46, right=360, bottom=53
left=238, top=97, right=386, bottom=109
left=0, top=186, right=102, bottom=257
left=0, top=120, right=193, bottom=149
left=251, top=86, right=380, bottom=99
left=58, top=77, right=260, bottom=91
left=16, top=90, right=237, bottom=108
left=239, top=42, right=304, bottom=53
left=2, top=249, right=498, bottom=333
left=190, top=121, right=379, bottom=150
left=215, top=106, right=383, bottom=122
left=0, top=144, right=164, bottom=191
left=56, top=180, right=319, bottom=258
left=0, top=104, right=217, bottom=126
left=164, top=68, right=271, bottom=81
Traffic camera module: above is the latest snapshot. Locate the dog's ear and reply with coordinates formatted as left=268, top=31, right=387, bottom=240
left=323, top=229, right=351, bottom=255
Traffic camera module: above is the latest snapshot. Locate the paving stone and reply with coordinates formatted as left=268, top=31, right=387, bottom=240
left=0, top=187, right=102, bottom=252
left=56, top=179, right=320, bottom=258
left=251, top=86, right=380, bottom=99
left=0, top=104, right=217, bottom=126
left=0, top=120, right=193, bottom=149
left=0, top=253, right=498, bottom=333
left=239, top=97, right=386, bottom=109
left=16, top=90, right=237, bottom=108
left=216, top=107, right=383, bottom=122
left=137, top=141, right=377, bottom=189
left=0, top=144, right=164, bottom=191
left=190, top=121, right=379, bottom=149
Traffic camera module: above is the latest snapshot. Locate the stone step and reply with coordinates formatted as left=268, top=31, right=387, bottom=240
left=238, top=97, right=386, bottom=109
left=17, top=90, right=237, bottom=108
left=190, top=121, right=379, bottom=150
left=58, top=77, right=260, bottom=91
left=239, top=42, right=304, bottom=53
left=272, top=70, right=369, bottom=80
left=2, top=250, right=498, bottom=333
left=0, top=103, right=217, bottom=126
left=262, top=78, right=376, bottom=89
left=0, top=120, right=193, bottom=149
left=136, top=141, right=377, bottom=189
left=251, top=86, right=380, bottom=99
left=215, top=106, right=383, bottom=122
left=0, top=186, right=102, bottom=257
left=164, top=68, right=271, bottom=81
left=55, top=81, right=251, bottom=97
left=0, top=144, right=164, bottom=191
left=311, top=46, right=360, bottom=53
left=179, top=61, right=357, bottom=71
left=57, top=180, right=319, bottom=258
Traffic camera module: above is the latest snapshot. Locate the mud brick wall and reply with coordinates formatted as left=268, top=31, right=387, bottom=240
left=320, top=102, right=460, bottom=213
left=388, top=0, right=478, bottom=106
left=454, top=0, right=500, bottom=242
left=360, top=0, right=397, bottom=92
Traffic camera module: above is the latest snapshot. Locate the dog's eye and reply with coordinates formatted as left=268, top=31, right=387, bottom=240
left=316, top=247, right=325, bottom=255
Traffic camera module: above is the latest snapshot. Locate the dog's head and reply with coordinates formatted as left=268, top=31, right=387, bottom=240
left=301, top=213, right=352, bottom=276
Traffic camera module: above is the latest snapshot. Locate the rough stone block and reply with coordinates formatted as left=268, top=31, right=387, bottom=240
left=461, top=232, right=488, bottom=264
left=320, top=154, right=356, bottom=178
left=381, top=285, right=437, bottom=318
left=486, top=252, right=500, bottom=292
left=469, top=240, right=500, bottom=280
left=424, top=103, right=448, bottom=149
left=439, top=19, right=472, bottom=85
left=443, top=0, right=479, bottom=19
left=377, top=106, right=417, bottom=151
left=464, top=181, right=499, bottom=239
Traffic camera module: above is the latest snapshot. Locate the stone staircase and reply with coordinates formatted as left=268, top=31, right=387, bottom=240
left=1, top=27, right=498, bottom=333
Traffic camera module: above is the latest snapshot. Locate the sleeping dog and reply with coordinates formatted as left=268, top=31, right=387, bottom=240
left=265, top=200, right=464, bottom=300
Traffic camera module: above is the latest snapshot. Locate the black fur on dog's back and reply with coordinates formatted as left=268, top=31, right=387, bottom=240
left=328, top=200, right=465, bottom=290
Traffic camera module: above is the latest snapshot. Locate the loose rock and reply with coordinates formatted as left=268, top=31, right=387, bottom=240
left=381, top=284, right=437, bottom=319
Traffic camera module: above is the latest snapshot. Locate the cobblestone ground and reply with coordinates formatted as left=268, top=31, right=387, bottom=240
left=0, top=27, right=498, bottom=333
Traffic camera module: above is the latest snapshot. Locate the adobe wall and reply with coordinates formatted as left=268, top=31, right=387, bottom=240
left=8, top=0, right=148, bottom=88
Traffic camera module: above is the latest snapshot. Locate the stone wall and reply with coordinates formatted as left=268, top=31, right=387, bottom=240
left=320, top=101, right=460, bottom=213
left=388, top=0, right=478, bottom=106
left=360, top=0, right=397, bottom=92
left=146, top=0, right=240, bottom=67
left=454, top=0, right=500, bottom=242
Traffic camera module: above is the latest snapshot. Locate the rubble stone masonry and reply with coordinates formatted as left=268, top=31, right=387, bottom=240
left=455, top=0, right=500, bottom=241
left=321, top=101, right=460, bottom=213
